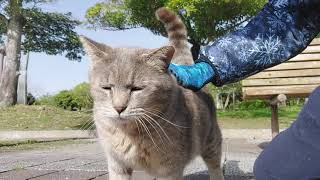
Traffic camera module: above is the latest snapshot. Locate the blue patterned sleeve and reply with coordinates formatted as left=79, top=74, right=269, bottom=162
left=198, top=0, right=320, bottom=86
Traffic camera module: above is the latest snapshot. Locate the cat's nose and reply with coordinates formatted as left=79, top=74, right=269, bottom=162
left=114, top=106, right=127, bottom=114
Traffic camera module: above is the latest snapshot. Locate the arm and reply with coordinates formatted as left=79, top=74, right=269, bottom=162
left=170, top=0, right=320, bottom=89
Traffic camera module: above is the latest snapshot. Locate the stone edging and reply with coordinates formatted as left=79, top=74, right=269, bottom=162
left=0, top=130, right=97, bottom=141
left=0, top=129, right=284, bottom=141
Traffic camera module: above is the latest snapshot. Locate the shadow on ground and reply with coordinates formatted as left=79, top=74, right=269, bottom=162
left=183, top=160, right=254, bottom=180
left=258, top=141, right=270, bottom=149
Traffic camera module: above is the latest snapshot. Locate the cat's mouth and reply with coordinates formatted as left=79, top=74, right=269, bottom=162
left=106, top=114, right=139, bottom=124
left=97, top=108, right=158, bottom=126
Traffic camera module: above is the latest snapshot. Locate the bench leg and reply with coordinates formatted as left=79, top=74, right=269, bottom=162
left=270, top=94, right=286, bottom=139
left=271, top=104, right=279, bottom=139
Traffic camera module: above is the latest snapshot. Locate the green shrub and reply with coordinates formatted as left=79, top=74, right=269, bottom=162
left=35, top=83, right=93, bottom=111
left=235, top=100, right=269, bottom=110
left=53, top=90, right=78, bottom=110
left=27, top=93, right=36, bottom=105
left=35, top=94, right=56, bottom=106
left=72, top=83, right=93, bottom=110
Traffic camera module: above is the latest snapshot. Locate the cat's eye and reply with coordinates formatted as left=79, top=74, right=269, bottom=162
left=131, top=86, right=143, bottom=92
left=101, top=86, right=112, bottom=90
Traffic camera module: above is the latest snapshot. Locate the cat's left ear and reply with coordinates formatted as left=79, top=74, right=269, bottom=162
left=143, top=46, right=175, bottom=72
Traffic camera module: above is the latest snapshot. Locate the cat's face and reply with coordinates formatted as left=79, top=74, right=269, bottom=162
left=80, top=36, right=176, bottom=126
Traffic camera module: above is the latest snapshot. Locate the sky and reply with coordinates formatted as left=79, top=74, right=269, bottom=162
left=28, top=0, right=168, bottom=97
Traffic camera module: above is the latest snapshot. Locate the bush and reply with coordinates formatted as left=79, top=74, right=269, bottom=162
left=27, top=93, right=36, bottom=105
left=53, top=90, right=78, bottom=110
left=72, top=83, right=93, bottom=110
left=35, top=94, right=56, bottom=106
left=234, top=99, right=269, bottom=110
left=36, top=83, right=93, bottom=111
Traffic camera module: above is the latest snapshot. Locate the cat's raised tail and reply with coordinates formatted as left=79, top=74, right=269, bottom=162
left=156, top=7, right=194, bottom=65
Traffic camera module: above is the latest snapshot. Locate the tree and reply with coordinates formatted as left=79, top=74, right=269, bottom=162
left=0, top=0, right=84, bottom=107
left=86, top=0, right=267, bottom=59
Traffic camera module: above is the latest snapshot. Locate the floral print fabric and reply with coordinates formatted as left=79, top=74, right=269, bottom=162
left=199, top=0, right=320, bottom=86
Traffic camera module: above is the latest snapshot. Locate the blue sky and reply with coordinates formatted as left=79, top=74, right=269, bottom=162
left=28, top=0, right=167, bottom=96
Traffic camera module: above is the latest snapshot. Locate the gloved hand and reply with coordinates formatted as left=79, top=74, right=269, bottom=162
left=168, top=62, right=215, bottom=91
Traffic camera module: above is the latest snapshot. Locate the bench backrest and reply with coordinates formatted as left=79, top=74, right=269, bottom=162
left=242, top=38, right=320, bottom=100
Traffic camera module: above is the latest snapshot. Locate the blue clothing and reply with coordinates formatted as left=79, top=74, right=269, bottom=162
left=169, top=62, right=215, bottom=91
left=254, top=87, right=320, bottom=180
left=199, top=0, right=320, bottom=86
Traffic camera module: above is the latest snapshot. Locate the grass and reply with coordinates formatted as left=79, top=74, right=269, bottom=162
left=0, top=104, right=304, bottom=131
left=0, top=139, right=93, bottom=152
left=218, top=105, right=303, bottom=129
left=0, top=105, right=93, bottom=131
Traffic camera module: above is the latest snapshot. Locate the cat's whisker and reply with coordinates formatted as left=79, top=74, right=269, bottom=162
left=142, top=113, right=174, bottom=145
left=79, top=120, right=91, bottom=130
left=80, top=119, right=95, bottom=130
left=87, top=121, right=96, bottom=130
left=137, top=117, right=158, bottom=150
left=137, top=117, right=163, bottom=153
left=142, top=109, right=190, bottom=129
left=141, top=115, right=167, bottom=148
left=79, top=117, right=93, bottom=129
left=133, top=118, right=141, bottom=138
left=148, top=108, right=166, bottom=117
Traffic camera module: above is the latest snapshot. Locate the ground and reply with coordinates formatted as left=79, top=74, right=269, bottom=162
left=0, top=104, right=302, bottom=179
left=0, top=138, right=262, bottom=180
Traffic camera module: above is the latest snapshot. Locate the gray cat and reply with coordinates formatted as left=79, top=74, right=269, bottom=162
left=80, top=7, right=224, bottom=180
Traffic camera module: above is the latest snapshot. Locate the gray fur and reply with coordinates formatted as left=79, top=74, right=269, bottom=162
left=80, top=8, right=223, bottom=180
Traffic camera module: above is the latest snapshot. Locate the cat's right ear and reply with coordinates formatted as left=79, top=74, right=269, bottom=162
left=79, top=36, right=112, bottom=60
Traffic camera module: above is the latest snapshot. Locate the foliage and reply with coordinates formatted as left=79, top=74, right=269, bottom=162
left=26, top=92, right=35, bottom=105
left=22, top=9, right=84, bottom=60
left=71, top=83, right=93, bottom=110
left=208, top=82, right=242, bottom=109
left=37, top=83, right=93, bottom=111
left=86, top=0, right=267, bottom=46
left=35, top=94, right=56, bottom=106
left=233, top=99, right=269, bottom=110
left=208, top=82, right=242, bottom=96
left=0, top=21, right=5, bottom=43
left=53, top=90, right=78, bottom=110
left=0, top=0, right=84, bottom=60
left=217, top=104, right=302, bottom=129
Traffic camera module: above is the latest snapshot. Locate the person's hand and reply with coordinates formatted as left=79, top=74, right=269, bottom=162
left=168, top=62, right=215, bottom=91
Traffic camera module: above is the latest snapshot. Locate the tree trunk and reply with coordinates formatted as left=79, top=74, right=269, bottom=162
left=190, top=41, right=201, bottom=61
left=0, top=0, right=23, bottom=107
left=17, top=51, right=29, bottom=105
left=216, top=93, right=223, bottom=110
left=232, top=91, right=236, bottom=109
left=224, top=93, right=230, bottom=109
left=0, top=45, right=5, bottom=79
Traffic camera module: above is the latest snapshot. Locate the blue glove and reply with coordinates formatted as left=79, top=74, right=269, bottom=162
left=168, top=62, right=215, bottom=91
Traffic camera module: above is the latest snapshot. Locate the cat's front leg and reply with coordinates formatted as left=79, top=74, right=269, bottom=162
left=107, top=155, right=133, bottom=180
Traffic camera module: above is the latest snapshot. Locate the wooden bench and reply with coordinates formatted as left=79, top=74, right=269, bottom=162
left=242, top=38, right=320, bottom=138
